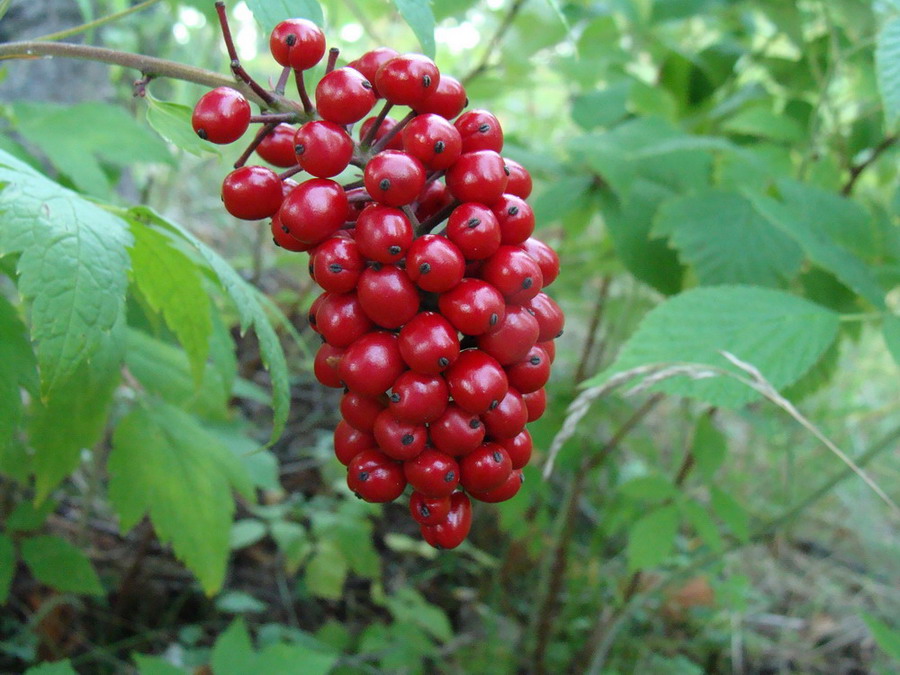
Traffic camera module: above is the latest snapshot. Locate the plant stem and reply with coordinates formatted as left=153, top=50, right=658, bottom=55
left=416, top=199, right=459, bottom=236
left=294, top=69, right=315, bottom=115
left=402, top=204, right=422, bottom=232
left=32, top=0, right=162, bottom=42
left=215, top=1, right=276, bottom=106
left=371, top=110, right=415, bottom=153
left=361, top=100, right=394, bottom=148
left=233, top=123, right=276, bottom=168
left=841, top=135, right=898, bottom=195
left=249, top=113, right=297, bottom=124
left=462, top=0, right=528, bottom=85
left=325, top=47, right=340, bottom=74
left=574, top=276, right=612, bottom=384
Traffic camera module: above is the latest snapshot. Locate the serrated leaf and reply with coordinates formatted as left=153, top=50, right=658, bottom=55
left=876, top=16, right=900, bottom=125
left=588, top=286, right=840, bottom=407
left=0, top=294, right=37, bottom=454
left=108, top=399, right=253, bottom=594
left=680, top=500, right=724, bottom=552
left=862, top=613, right=900, bottom=660
left=126, top=207, right=289, bottom=444
left=393, top=0, right=436, bottom=58
left=145, top=93, right=218, bottom=158
left=244, top=0, right=323, bottom=30
left=883, top=316, right=900, bottom=367
left=129, top=221, right=212, bottom=384
left=304, top=540, right=347, bottom=600
left=654, top=190, right=803, bottom=287
left=0, top=533, right=14, bottom=603
left=691, top=414, right=726, bottom=481
left=710, top=486, right=749, bottom=541
left=132, top=654, right=189, bottom=675
left=626, top=504, right=679, bottom=571
left=20, top=535, right=103, bottom=595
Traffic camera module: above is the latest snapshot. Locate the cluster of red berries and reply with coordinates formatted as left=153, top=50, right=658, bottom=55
left=192, top=8, right=563, bottom=549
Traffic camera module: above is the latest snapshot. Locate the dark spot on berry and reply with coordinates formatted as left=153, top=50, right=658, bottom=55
left=401, top=433, right=414, bottom=446
left=354, top=491, right=362, bottom=499
left=522, top=277, right=533, bottom=289
left=435, top=543, right=444, bottom=550
left=420, top=505, right=431, bottom=517
left=445, top=470, right=456, bottom=482
left=503, top=164, right=510, bottom=176
left=272, top=237, right=281, bottom=248
left=369, top=261, right=383, bottom=271
left=281, top=224, right=290, bottom=233
left=434, top=140, right=445, bottom=154
left=525, top=307, right=536, bottom=316
left=379, top=178, right=391, bottom=191
left=196, top=128, right=208, bottom=140
left=508, top=206, right=519, bottom=216
left=467, top=217, right=480, bottom=228
left=328, top=263, right=342, bottom=274
left=468, top=418, right=480, bottom=429
left=556, top=329, right=564, bottom=338
left=362, top=80, right=373, bottom=90
left=390, top=392, right=401, bottom=403
left=489, top=399, right=500, bottom=410
left=389, top=245, right=401, bottom=255
left=319, top=334, right=326, bottom=343
left=530, top=355, right=541, bottom=365
left=285, top=34, right=297, bottom=46
left=438, top=357, right=450, bottom=367
left=478, top=123, right=490, bottom=133
left=464, top=97, right=469, bottom=107
left=423, top=75, right=432, bottom=88
left=519, top=472, right=525, bottom=484
left=358, top=471, right=370, bottom=481
left=492, top=450, right=503, bottom=462
left=295, top=143, right=306, bottom=155
left=419, top=262, right=431, bottom=274
left=489, top=313, right=499, bottom=326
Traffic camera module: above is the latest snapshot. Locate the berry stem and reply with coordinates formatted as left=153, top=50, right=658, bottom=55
left=294, top=69, right=315, bottom=116
left=416, top=199, right=459, bottom=236
left=346, top=191, right=372, bottom=203
left=215, top=2, right=278, bottom=107
left=371, top=110, right=415, bottom=153
left=426, top=169, right=445, bottom=184
left=360, top=100, right=394, bottom=148
left=233, top=122, right=276, bottom=168
left=325, top=47, right=340, bottom=74
left=274, top=65, right=291, bottom=95
left=401, top=204, right=422, bottom=231
left=278, top=166, right=303, bottom=180
left=249, top=113, right=297, bottom=123
left=342, top=179, right=365, bottom=190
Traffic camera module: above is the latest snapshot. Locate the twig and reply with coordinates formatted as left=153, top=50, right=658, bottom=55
left=249, top=113, right=297, bottom=123
left=371, top=110, right=415, bottom=154
left=294, top=69, right=315, bottom=115
left=215, top=1, right=276, bottom=106
left=574, top=276, right=612, bottom=383
left=462, top=0, right=529, bottom=85
left=361, top=100, right=394, bottom=148
left=841, top=135, right=897, bottom=195
left=31, top=0, right=162, bottom=42
left=233, top=123, right=277, bottom=168
left=401, top=205, right=422, bottom=232
left=325, top=47, right=340, bottom=74
left=274, top=65, right=291, bottom=95
left=416, top=199, right=459, bottom=236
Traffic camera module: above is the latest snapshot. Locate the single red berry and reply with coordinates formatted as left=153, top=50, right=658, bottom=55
left=414, top=180, right=453, bottom=222
left=469, top=469, right=523, bottom=503
left=375, top=54, right=440, bottom=107
left=316, top=67, right=377, bottom=124
left=279, top=178, right=348, bottom=244
left=454, top=109, right=504, bottom=153
left=316, top=292, right=375, bottom=348
left=388, top=371, right=449, bottom=424
left=429, top=403, right=485, bottom=457
left=476, top=305, right=540, bottom=365
left=480, top=245, right=544, bottom=304
left=255, top=124, right=298, bottom=167
left=340, top=391, right=387, bottom=433
left=492, top=194, right=535, bottom=245
left=409, top=491, right=452, bottom=526
left=333, top=420, right=376, bottom=465
left=505, top=345, right=551, bottom=393
left=438, top=278, right=506, bottom=336
left=404, top=449, right=460, bottom=498
left=398, top=311, right=460, bottom=375
left=345, top=187, right=370, bottom=223
left=444, top=349, right=509, bottom=414
left=402, top=113, right=463, bottom=170
left=522, top=387, right=547, bottom=422
left=420, top=492, right=472, bottom=549
left=445, top=150, right=509, bottom=205
left=357, top=265, right=421, bottom=329
left=221, top=166, right=283, bottom=220
left=350, top=47, right=400, bottom=97
left=354, top=205, right=414, bottom=263
left=406, top=234, right=466, bottom=293
left=372, top=409, right=427, bottom=460
left=538, top=340, right=556, bottom=363
left=498, top=429, right=532, bottom=470
left=294, top=120, right=354, bottom=177
left=269, top=18, right=326, bottom=70
left=271, top=213, right=313, bottom=252
left=480, top=387, right=527, bottom=440
left=192, top=87, right=250, bottom=144
left=339, top=331, right=406, bottom=397
left=312, top=236, right=365, bottom=293
left=307, top=292, right=328, bottom=333
left=347, top=449, right=406, bottom=502
left=459, top=442, right=512, bottom=493
left=521, top=237, right=560, bottom=287
left=364, top=150, right=426, bottom=207
left=526, top=292, right=565, bottom=342
left=359, top=116, right=404, bottom=150
left=503, top=158, right=533, bottom=199
left=417, top=74, right=467, bottom=119
left=313, top=342, right=345, bottom=388
left=446, top=203, right=502, bottom=260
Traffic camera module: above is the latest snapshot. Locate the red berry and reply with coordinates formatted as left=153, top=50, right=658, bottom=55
left=388, top=371, right=449, bottom=424
left=308, top=292, right=328, bottom=333
left=505, top=345, right=551, bottom=393
left=526, top=292, right=565, bottom=342
left=269, top=18, right=326, bottom=70
left=398, top=311, right=460, bottom=374
left=414, top=180, right=453, bottom=222
left=444, top=349, right=508, bottom=414
left=417, top=74, right=467, bottom=119
left=538, top=340, right=556, bottom=363
left=420, top=492, right=472, bottom=549
left=522, top=387, right=547, bottom=422
left=429, top=403, right=485, bottom=457
left=364, top=150, right=426, bottom=207
left=480, top=245, right=543, bottom=304
left=446, top=202, right=502, bottom=260
left=192, top=87, right=250, bottom=144
left=469, top=469, right=523, bottom=503
left=333, top=420, right=376, bottom=465
left=350, top=47, right=400, bottom=97
left=454, top=109, right=504, bottom=153
left=409, top=492, right=451, bottom=526
left=372, top=409, right=427, bottom=460
left=279, top=178, right=348, bottom=244
left=476, top=304, right=540, bottom=365
left=312, top=236, right=364, bottom=293
left=294, top=120, right=354, bottom=177
left=405, top=234, right=466, bottom=293
left=221, top=166, right=283, bottom=220
left=446, top=150, right=509, bottom=205
left=492, top=194, right=535, bottom=245
left=498, top=429, right=532, bottom=470
left=316, top=67, right=376, bottom=124
left=256, top=124, right=298, bottom=167
left=503, top=158, right=533, bottom=199
left=480, top=387, right=527, bottom=440
left=404, top=449, right=460, bottom=498
left=271, top=213, right=312, bottom=251
left=313, top=342, right=345, bottom=388
left=347, top=449, right=406, bottom=502
left=438, top=278, right=506, bottom=336
left=459, top=442, right=512, bottom=493
left=316, top=292, right=375, bottom=348
left=340, top=391, right=387, bottom=433
left=357, top=265, right=421, bottom=329
left=402, top=113, right=463, bottom=170
left=354, top=205, right=414, bottom=263
left=375, top=54, right=440, bottom=107
left=521, top=237, right=560, bottom=287
left=359, top=116, right=404, bottom=150
left=339, top=331, right=406, bottom=397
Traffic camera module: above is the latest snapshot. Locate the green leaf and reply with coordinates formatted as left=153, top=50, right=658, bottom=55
left=6, top=498, right=56, bottom=533
left=691, top=414, right=726, bottom=481
left=108, top=399, right=253, bottom=594
left=531, top=175, right=593, bottom=226
left=129, top=222, right=212, bottom=384
left=244, top=0, right=323, bottom=30
left=680, top=500, right=723, bottom=553
left=883, top=316, right=900, bottom=368
left=862, top=613, right=900, bottom=660
left=393, top=0, right=436, bottom=58
left=0, top=533, right=14, bottom=603
left=588, top=286, right=840, bottom=407
left=230, top=519, right=267, bottom=550
left=571, top=82, right=631, bottom=130
left=126, top=207, right=289, bottom=444
left=626, top=504, right=679, bottom=571
left=0, top=294, right=37, bottom=454
left=145, top=93, right=218, bottom=157
left=304, top=540, right=347, bottom=600
left=654, top=190, right=803, bottom=287
left=210, top=619, right=257, bottom=675
left=20, top=535, right=103, bottom=595
left=385, top=588, right=453, bottom=642
left=710, top=487, right=749, bottom=541
left=722, top=105, right=805, bottom=143
left=270, top=521, right=310, bottom=574
left=618, top=474, right=679, bottom=502
left=216, top=590, right=267, bottom=614
left=255, top=643, right=338, bottom=675
left=132, top=654, right=189, bottom=675
left=876, top=16, right=900, bottom=125
left=24, top=662, right=78, bottom=675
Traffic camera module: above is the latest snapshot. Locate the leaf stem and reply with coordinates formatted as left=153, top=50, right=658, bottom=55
left=841, top=135, right=898, bottom=195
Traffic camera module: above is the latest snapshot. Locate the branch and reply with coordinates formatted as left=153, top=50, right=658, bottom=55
left=841, top=135, right=898, bottom=195
left=462, top=0, right=528, bottom=85
left=31, top=0, right=163, bottom=42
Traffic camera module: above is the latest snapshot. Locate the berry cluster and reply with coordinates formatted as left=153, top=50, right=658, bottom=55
left=192, top=5, right=563, bottom=549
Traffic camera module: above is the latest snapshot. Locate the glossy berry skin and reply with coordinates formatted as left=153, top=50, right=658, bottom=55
left=527, top=292, right=565, bottom=342
left=470, top=469, right=523, bottom=503
left=333, top=420, right=376, bottom=465
left=350, top=47, right=399, bottom=97
left=357, top=265, right=420, bottom=329
left=316, top=67, right=376, bottom=124
left=406, top=235, right=466, bottom=293
left=313, top=342, right=345, bottom=388
left=364, top=150, right=426, bottom=207
left=498, top=429, right=532, bottom=470
left=503, top=158, right=532, bottom=199
left=459, top=442, right=512, bottom=493
left=192, top=87, right=250, bottom=144
left=454, top=109, right=504, bottom=153
left=307, top=292, right=328, bottom=333
left=339, top=331, right=406, bottom=397
left=538, top=340, right=556, bottom=364
left=269, top=18, right=326, bottom=70
left=409, top=492, right=451, bottom=526
left=420, top=492, right=472, bottom=549
left=316, top=292, right=374, bottom=348
left=312, top=236, right=364, bottom=293
left=480, top=245, right=544, bottom=305
left=347, top=449, right=406, bottom=503
left=414, top=180, right=453, bottom=222
left=354, top=205, right=414, bottom=263
left=388, top=371, right=449, bottom=424
left=493, top=194, right=535, bottom=245
left=221, top=166, right=283, bottom=220
left=417, top=74, right=467, bottom=119
left=438, top=278, right=506, bottom=336
left=429, top=403, right=485, bottom=457
left=444, top=349, right=508, bottom=414
left=398, top=312, right=460, bottom=375
left=373, top=409, right=427, bottom=460
left=402, top=114, right=462, bottom=170
left=376, top=54, right=440, bottom=107
left=294, top=120, right=354, bottom=177
left=522, top=387, right=547, bottom=422
left=279, top=179, right=348, bottom=244
left=446, top=203, right=502, bottom=261
left=476, top=305, right=540, bottom=365
left=404, top=449, right=460, bottom=498
left=359, top=116, right=404, bottom=150
left=271, top=214, right=312, bottom=252
left=521, top=237, right=560, bottom=287
left=480, top=387, right=527, bottom=440
left=505, top=345, right=551, bottom=394
left=256, top=124, right=298, bottom=167
left=340, top=391, right=386, bottom=433
left=446, top=150, right=509, bottom=205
